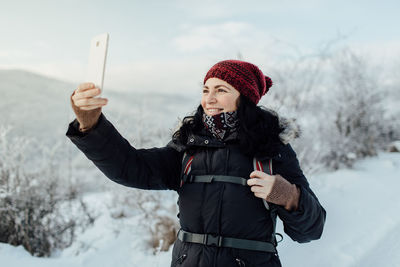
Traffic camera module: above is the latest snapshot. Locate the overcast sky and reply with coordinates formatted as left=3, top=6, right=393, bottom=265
left=1, top=0, right=399, bottom=94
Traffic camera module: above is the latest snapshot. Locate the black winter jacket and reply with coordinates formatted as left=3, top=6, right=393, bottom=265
left=66, top=113, right=326, bottom=267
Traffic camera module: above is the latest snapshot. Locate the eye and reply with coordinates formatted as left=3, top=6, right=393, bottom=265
left=218, top=88, right=227, bottom=93
left=202, top=89, right=209, bottom=94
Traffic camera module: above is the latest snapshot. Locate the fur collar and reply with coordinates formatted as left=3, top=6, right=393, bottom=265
left=277, top=115, right=301, bottom=145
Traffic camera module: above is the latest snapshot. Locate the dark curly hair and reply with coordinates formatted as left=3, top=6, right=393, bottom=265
left=172, top=95, right=285, bottom=158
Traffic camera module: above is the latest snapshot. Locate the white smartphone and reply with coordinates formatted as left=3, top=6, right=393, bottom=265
left=86, top=33, right=109, bottom=96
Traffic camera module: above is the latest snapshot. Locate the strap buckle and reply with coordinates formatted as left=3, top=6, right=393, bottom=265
left=204, top=234, right=222, bottom=247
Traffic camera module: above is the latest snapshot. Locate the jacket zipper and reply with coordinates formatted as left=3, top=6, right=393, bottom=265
left=206, top=149, right=210, bottom=174
left=236, top=258, right=246, bottom=267
left=175, top=254, right=187, bottom=265
left=225, top=147, right=230, bottom=175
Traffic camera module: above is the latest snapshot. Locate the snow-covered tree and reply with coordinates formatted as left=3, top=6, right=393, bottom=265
left=0, top=125, right=94, bottom=257
left=319, top=48, right=396, bottom=169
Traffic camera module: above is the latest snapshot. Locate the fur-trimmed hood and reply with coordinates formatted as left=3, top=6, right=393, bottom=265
left=277, top=115, right=301, bottom=145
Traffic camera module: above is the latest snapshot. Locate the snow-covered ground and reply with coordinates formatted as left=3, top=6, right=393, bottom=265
left=1, top=151, right=400, bottom=267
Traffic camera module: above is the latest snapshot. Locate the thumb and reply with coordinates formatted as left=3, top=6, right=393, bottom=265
left=249, top=170, right=262, bottom=179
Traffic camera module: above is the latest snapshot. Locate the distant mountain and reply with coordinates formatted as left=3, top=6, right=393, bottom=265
left=0, top=69, right=74, bottom=144
left=0, top=69, right=199, bottom=159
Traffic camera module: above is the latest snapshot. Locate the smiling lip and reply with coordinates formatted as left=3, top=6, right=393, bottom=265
left=207, top=108, right=223, bottom=115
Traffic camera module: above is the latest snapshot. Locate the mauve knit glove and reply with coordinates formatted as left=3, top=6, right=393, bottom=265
left=70, top=90, right=102, bottom=132
left=266, top=175, right=301, bottom=211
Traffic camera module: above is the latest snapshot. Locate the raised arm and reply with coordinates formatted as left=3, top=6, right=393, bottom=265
left=66, top=112, right=182, bottom=191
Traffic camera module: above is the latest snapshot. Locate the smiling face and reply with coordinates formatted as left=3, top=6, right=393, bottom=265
left=201, top=77, right=241, bottom=116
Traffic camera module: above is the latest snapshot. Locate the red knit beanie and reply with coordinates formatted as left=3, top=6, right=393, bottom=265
left=203, top=59, right=273, bottom=105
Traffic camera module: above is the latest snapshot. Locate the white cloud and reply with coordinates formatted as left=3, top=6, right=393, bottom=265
left=174, top=0, right=237, bottom=19
left=104, top=58, right=209, bottom=95
left=172, top=21, right=263, bottom=52
left=32, top=40, right=52, bottom=50
left=170, top=21, right=305, bottom=72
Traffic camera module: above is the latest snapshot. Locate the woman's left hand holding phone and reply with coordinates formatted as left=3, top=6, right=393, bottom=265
left=70, top=82, right=108, bottom=132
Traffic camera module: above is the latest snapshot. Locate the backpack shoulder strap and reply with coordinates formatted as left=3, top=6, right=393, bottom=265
left=180, top=152, right=194, bottom=187
left=253, top=157, right=273, bottom=175
left=253, top=157, right=283, bottom=247
left=253, top=157, right=273, bottom=210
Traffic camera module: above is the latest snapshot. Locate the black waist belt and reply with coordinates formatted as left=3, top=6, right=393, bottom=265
left=177, top=229, right=277, bottom=253
left=182, top=174, right=248, bottom=186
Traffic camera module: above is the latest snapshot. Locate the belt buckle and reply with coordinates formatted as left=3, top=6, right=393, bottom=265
left=204, top=234, right=222, bottom=247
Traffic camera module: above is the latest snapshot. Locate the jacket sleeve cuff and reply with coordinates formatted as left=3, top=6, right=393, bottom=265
left=65, top=112, right=113, bottom=152
left=274, top=185, right=326, bottom=243
left=266, top=175, right=301, bottom=211
left=275, top=185, right=305, bottom=217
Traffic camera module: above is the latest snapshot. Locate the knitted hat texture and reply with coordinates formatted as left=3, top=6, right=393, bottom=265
left=203, top=59, right=273, bottom=104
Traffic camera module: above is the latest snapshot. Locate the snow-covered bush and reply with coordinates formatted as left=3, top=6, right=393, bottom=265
left=0, top=125, right=94, bottom=257
left=108, top=186, right=179, bottom=253
left=110, top=99, right=173, bottom=149
left=318, top=49, right=397, bottom=169
left=263, top=46, right=399, bottom=172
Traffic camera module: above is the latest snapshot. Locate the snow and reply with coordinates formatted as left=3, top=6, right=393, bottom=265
left=1, top=151, right=400, bottom=267
left=277, top=151, right=400, bottom=267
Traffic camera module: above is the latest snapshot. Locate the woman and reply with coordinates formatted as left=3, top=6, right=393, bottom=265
left=66, top=59, right=326, bottom=267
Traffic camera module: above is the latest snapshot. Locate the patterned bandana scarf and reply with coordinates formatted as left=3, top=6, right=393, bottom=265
left=202, top=110, right=239, bottom=141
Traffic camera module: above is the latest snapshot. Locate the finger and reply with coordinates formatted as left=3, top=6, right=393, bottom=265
left=251, top=171, right=275, bottom=181
left=79, top=100, right=108, bottom=109
left=247, top=178, right=260, bottom=186
left=74, top=88, right=101, bottom=100
left=250, top=170, right=266, bottom=178
left=248, top=178, right=269, bottom=187
left=254, top=192, right=267, bottom=199
left=75, top=97, right=108, bottom=107
left=77, top=82, right=95, bottom=92
left=250, top=185, right=263, bottom=193
left=79, top=104, right=104, bottom=110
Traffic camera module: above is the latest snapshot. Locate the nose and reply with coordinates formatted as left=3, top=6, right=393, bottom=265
left=205, top=91, right=217, bottom=104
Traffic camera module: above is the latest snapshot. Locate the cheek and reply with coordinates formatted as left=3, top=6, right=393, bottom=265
left=221, top=96, right=238, bottom=111
left=201, top=97, right=206, bottom=108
